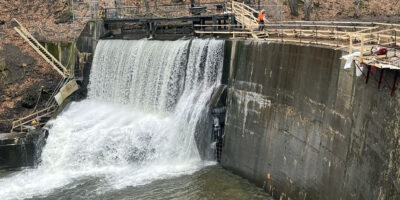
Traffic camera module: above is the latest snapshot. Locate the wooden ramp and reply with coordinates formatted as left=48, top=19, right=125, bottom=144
left=226, top=1, right=268, bottom=39
left=13, top=18, right=70, bottom=78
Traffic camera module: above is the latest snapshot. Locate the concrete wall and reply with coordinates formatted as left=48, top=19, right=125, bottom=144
left=75, top=20, right=106, bottom=91
left=221, top=40, right=400, bottom=199
left=0, top=131, right=44, bottom=169
left=41, top=42, right=75, bottom=71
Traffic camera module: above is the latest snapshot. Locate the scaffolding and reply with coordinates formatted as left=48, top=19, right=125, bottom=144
left=71, top=0, right=100, bottom=41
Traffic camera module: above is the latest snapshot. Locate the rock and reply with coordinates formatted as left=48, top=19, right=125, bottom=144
left=0, top=20, right=4, bottom=25
left=21, top=91, right=38, bottom=109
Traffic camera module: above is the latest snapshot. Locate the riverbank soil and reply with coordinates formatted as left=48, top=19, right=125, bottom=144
left=0, top=0, right=75, bottom=132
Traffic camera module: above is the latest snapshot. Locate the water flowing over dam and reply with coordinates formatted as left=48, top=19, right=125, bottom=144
left=0, top=39, right=247, bottom=199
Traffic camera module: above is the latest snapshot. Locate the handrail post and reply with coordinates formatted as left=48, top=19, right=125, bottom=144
left=231, top=0, right=234, bottom=15
left=241, top=2, right=245, bottom=30
left=300, top=23, right=302, bottom=44
left=360, top=34, right=364, bottom=62
left=349, top=34, right=353, bottom=54
left=336, top=25, right=338, bottom=47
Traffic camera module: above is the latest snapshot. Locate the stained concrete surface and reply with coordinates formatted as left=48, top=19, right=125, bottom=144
left=221, top=40, right=400, bottom=199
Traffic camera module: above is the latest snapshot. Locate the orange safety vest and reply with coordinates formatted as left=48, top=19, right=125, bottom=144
left=258, top=13, right=264, bottom=22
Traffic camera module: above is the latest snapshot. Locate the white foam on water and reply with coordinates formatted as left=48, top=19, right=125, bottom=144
left=0, top=39, right=224, bottom=199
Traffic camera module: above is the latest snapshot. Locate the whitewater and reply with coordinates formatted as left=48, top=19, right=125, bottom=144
left=0, top=39, right=224, bottom=199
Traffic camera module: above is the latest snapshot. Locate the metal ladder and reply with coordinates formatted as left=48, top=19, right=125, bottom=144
left=13, top=18, right=70, bottom=78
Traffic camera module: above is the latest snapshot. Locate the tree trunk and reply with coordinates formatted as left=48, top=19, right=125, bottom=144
left=288, top=0, right=298, bottom=16
left=304, top=0, right=313, bottom=21
left=143, top=0, right=150, bottom=14
left=354, top=0, right=361, bottom=18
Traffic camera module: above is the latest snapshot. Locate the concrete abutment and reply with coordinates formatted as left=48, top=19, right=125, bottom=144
left=221, top=40, right=400, bottom=199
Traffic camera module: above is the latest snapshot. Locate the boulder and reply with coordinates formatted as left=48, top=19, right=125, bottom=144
left=21, top=91, right=38, bottom=109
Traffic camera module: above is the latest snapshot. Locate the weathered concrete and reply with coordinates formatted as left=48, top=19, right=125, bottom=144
left=41, top=42, right=75, bottom=71
left=75, top=20, right=106, bottom=94
left=221, top=40, right=400, bottom=199
left=76, top=20, right=106, bottom=54
left=0, top=131, right=45, bottom=168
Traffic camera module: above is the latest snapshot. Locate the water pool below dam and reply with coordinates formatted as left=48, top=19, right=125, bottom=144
left=0, top=166, right=272, bottom=200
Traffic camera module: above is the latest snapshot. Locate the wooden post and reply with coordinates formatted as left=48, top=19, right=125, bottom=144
left=360, top=34, right=364, bottom=62
left=241, top=2, right=244, bottom=30
left=300, top=24, right=302, bottom=44
left=336, top=25, right=338, bottom=47
left=349, top=34, right=353, bottom=54
left=394, top=29, right=397, bottom=57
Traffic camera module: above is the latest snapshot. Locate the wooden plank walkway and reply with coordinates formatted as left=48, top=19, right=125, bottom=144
left=195, top=0, right=400, bottom=71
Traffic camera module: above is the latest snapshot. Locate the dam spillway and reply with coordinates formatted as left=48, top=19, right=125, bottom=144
left=0, top=39, right=272, bottom=200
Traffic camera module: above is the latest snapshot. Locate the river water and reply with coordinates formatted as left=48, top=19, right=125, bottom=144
left=0, top=39, right=272, bottom=199
left=0, top=166, right=272, bottom=200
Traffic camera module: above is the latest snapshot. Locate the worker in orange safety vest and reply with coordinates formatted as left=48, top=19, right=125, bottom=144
left=258, top=10, right=266, bottom=31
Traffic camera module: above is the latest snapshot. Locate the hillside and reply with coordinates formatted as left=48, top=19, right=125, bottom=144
left=0, top=0, right=86, bottom=132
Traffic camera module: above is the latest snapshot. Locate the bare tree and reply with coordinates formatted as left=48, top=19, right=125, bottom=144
left=304, top=0, right=313, bottom=20
left=143, top=0, right=150, bottom=14
left=354, top=0, right=361, bottom=18
left=288, top=0, right=298, bottom=16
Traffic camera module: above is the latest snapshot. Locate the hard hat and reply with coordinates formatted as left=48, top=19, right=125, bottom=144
left=261, top=9, right=266, bottom=13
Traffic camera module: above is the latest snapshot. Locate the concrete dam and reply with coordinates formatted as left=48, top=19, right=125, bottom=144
left=221, top=41, right=400, bottom=199
left=0, top=37, right=399, bottom=200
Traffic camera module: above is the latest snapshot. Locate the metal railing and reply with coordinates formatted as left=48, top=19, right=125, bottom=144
left=11, top=105, right=56, bottom=133
left=104, top=2, right=228, bottom=19
left=226, top=2, right=282, bottom=21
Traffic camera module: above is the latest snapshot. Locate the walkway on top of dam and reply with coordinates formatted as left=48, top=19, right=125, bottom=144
left=100, top=0, right=400, bottom=73
left=100, top=0, right=400, bottom=97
